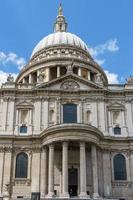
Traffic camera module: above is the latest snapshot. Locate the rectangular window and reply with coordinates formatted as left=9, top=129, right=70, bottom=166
left=114, top=127, right=121, bottom=135
left=20, top=125, right=27, bottom=133
left=63, top=104, right=77, bottom=123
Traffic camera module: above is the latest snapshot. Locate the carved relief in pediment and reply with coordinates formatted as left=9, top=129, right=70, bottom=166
left=60, top=80, right=80, bottom=90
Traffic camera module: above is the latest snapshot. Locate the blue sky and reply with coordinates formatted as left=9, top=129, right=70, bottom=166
left=0, top=0, right=133, bottom=84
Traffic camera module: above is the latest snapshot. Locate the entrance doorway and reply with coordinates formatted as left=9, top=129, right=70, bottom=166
left=68, top=168, right=78, bottom=197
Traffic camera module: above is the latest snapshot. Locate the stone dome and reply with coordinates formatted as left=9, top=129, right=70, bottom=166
left=16, top=4, right=108, bottom=86
left=31, top=32, right=89, bottom=58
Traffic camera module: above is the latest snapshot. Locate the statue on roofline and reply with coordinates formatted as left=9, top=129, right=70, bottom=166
left=7, top=74, right=14, bottom=82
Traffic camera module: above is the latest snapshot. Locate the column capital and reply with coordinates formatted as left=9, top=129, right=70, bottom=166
left=49, top=144, right=54, bottom=149
left=63, top=141, right=68, bottom=147
left=42, top=146, right=47, bottom=152
left=80, top=141, right=85, bottom=148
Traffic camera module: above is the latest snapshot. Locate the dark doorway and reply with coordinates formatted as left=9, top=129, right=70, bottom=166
left=68, top=168, right=78, bottom=197
left=31, top=193, right=40, bottom=200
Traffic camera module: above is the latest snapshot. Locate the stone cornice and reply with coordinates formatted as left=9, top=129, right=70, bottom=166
left=1, top=85, right=133, bottom=96
left=1, top=130, right=133, bottom=151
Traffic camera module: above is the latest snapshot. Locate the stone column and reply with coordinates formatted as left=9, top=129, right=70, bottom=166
left=48, top=144, right=55, bottom=197
left=37, top=70, right=40, bottom=83
left=91, top=144, right=100, bottom=198
left=88, top=71, right=90, bottom=80
left=22, top=77, right=26, bottom=84
left=78, top=68, right=81, bottom=76
left=47, top=67, right=50, bottom=81
left=41, top=147, right=48, bottom=197
left=29, top=73, right=33, bottom=84
left=103, top=151, right=112, bottom=197
left=62, top=142, right=69, bottom=198
left=57, top=66, right=60, bottom=78
left=79, top=142, right=88, bottom=198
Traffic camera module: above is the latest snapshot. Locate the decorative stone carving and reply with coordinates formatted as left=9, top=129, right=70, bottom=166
left=61, top=80, right=80, bottom=90
left=12, top=179, right=31, bottom=186
left=0, top=146, right=12, bottom=153
left=3, top=182, right=10, bottom=200
left=112, top=181, right=132, bottom=188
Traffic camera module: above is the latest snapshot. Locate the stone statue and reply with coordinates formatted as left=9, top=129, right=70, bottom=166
left=67, top=60, right=74, bottom=74
left=96, top=73, right=102, bottom=82
left=95, top=73, right=103, bottom=85
left=38, top=70, right=46, bottom=83
left=126, top=75, right=133, bottom=84
left=7, top=74, right=14, bottom=82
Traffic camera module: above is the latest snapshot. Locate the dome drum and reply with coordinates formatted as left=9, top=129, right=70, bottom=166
left=17, top=51, right=108, bottom=86
left=16, top=61, right=107, bottom=86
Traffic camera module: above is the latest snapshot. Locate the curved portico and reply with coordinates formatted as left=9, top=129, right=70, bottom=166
left=40, top=124, right=102, bottom=198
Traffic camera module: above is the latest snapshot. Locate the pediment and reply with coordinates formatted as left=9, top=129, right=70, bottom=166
left=108, top=102, right=125, bottom=111
left=16, top=100, right=33, bottom=109
left=34, top=74, right=104, bottom=91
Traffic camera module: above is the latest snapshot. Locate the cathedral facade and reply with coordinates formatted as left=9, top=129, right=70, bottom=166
left=0, top=5, right=133, bottom=200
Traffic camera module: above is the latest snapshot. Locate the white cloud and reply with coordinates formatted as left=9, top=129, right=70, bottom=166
left=89, top=38, right=119, bottom=66
left=95, top=58, right=106, bottom=65
left=88, top=39, right=120, bottom=82
left=0, top=51, right=26, bottom=70
left=0, top=70, right=18, bottom=86
left=106, top=39, right=119, bottom=52
left=104, top=70, right=119, bottom=84
left=89, top=38, right=119, bottom=58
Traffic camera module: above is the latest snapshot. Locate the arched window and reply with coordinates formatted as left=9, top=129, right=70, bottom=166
left=63, top=104, right=77, bottom=123
left=15, top=153, right=28, bottom=178
left=113, top=154, right=127, bottom=180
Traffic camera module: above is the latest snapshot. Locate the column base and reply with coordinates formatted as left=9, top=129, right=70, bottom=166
left=92, top=193, right=102, bottom=199
left=46, top=192, right=55, bottom=198
left=79, top=192, right=90, bottom=199
left=61, top=193, right=70, bottom=198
